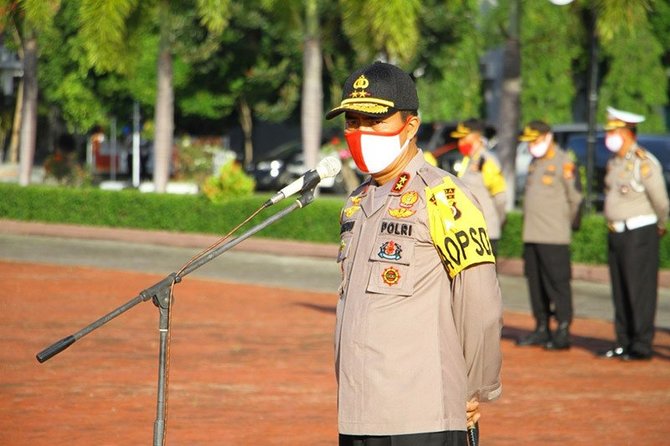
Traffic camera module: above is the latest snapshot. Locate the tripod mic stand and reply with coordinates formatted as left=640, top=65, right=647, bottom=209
left=36, top=190, right=317, bottom=446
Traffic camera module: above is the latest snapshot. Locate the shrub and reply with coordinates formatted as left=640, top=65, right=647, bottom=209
left=1, top=183, right=668, bottom=267
left=43, top=150, right=92, bottom=187
left=202, top=160, right=255, bottom=203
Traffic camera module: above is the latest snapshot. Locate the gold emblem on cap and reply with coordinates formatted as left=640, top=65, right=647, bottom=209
left=352, top=75, right=369, bottom=90
left=519, top=126, right=541, bottom=142
left=349, top=75, right=371, bottom=99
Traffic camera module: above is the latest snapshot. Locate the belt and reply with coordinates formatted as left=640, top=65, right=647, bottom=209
left=608, top=214, right=658, bottom=233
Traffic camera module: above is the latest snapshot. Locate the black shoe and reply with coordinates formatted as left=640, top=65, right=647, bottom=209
left=621, top=351, right=652, bottom=361
left=597, top=347, right=626, bottom=358
left=516, top=329, right=551, bottom=346
left=545, top=322, right=570, bottom=350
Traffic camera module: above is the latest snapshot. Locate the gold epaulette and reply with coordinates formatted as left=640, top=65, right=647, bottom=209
left=634, top=147, right=647, bottom=160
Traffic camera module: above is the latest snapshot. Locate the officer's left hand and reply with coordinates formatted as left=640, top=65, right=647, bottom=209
left=466, top=398, right=480, bottom=428
left=659, top=226, right=667, bottom=238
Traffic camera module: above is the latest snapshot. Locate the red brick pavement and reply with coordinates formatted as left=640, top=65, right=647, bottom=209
left=1, top=260, right=669, bottom=445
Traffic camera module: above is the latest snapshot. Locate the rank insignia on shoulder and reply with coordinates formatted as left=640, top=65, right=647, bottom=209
left=381, top=266, right=401, bottom=286
left=344, top=205, right=361, bottom=218
left=563, top=162, right=575, bottom=180
left=393, top=172, right=411, bottom=193
left=344, top=194, right=362, bottom=217
left=378, top=240, right=402, bottom=261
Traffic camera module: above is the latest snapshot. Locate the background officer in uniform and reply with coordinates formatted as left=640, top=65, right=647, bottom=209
left=516, top=120, right=583, bottom=350
left=327, top=61, right=503, bottom=446
left=450, top=118, right=508, bottom=256
left=598, top=107, right=669, bottom=361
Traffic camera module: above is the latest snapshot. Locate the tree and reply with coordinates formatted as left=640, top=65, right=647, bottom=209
left=301, top=0, right=322, bottom=171
left=79, top=0, right=230, bottom=192
left=0, top=0, right=61, bottom=186
left=178, top=1, right=303, bottom=168
left=38, top=2, right=109, bottom=136
left=597, top=1, right=667, bottom=133
left=520, top=1, right=581, bottom=124
left=414, top=0, right=483, bottom=122
left=339, top=0, right=421, bottom=65
left=490, top=0, right=521, bottom=209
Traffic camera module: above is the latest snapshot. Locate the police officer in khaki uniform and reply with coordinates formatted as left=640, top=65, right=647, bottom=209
left=450, top=119, right=508, bottom=256
left=516, top=120, right=583, bottom=350
left=598, top=107, right=669, bottom=361
left=327, top=61, right=503, bottom=446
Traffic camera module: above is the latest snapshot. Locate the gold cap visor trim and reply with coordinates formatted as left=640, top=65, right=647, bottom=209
left=326, top=97, right=396, bottom=119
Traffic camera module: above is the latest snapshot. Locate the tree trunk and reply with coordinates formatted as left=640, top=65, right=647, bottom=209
left=152, top=0, right=174, bottom=193
left=8, top=79, right=23, bottom=164
left=239, top=98, right=253, bottom=169
left=301, top=0, right=322, bottom=171
left=18, top=31, right=38, bottom=186
left=496, top=0, right=521, bottom=209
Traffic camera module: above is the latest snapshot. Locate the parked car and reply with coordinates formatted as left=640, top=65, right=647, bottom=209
left=248, top=140, right=356, bottom=194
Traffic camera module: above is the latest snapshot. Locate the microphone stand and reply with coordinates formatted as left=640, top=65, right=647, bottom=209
left=36, top=190, right=317, bottom=446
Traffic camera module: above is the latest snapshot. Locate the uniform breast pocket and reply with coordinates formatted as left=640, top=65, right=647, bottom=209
left=366, top=236, right=415, bottom=297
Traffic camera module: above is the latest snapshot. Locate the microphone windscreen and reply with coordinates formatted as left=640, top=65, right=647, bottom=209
left=317, top=156, right=342, bottom=179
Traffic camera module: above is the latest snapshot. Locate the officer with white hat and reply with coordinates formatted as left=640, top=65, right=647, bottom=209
left=599, top=106, right=669, bottom=361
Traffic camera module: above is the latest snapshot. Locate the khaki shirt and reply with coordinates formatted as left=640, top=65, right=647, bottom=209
left=604, top=144, right=669, bottom=227
left=457, top=151, right=508, bottom=239
left=523, top=145, right=583, bottom=244
left=335, top=151, right=503, bottom=435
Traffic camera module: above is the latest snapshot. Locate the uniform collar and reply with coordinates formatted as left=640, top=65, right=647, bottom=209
left=361, top=151, right=425, bottom=217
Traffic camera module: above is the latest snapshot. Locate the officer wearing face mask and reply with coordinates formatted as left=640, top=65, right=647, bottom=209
left=515, top=120, right=583, bottom=351
left=326, top=61, right=503, bottom=446
left=598, top=107, right=669, bottom=361
left=451, top=118, right=507, bottom=256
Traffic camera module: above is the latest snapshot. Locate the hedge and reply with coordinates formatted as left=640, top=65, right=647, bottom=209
left=1, top=183, right=668, bottom=267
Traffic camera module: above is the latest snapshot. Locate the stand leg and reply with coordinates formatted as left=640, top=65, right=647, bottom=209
left=153, top=289, right=171, bottom=445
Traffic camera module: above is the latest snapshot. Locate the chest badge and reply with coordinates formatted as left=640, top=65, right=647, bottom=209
left=378, top=240, right=402, bottom=261
left=381, top=266, right=401, bottom=286
left=389, top=190, right=418, bottom=218
left=400, top=191, right=419, bottom=207
left=542, top=175, right=554, bottom=185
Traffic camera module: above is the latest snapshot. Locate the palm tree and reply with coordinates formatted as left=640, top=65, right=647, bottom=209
left=339, top=0, right=421, bottom=65
left=301, top=0, right=322, bottom=171
left=79, top=0, right=229, bottom=192
left=0, top=0, right=61, bottom=186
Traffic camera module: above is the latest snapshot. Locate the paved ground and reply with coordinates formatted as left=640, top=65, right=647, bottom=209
left=1, top=221, right=669, bottom=445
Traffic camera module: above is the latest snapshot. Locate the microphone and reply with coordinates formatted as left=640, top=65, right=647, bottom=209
left=265, top=156, right=342, bottom=206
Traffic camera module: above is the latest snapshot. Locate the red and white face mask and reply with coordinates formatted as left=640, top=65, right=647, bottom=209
left=457, top=140, right=474, bottom=156
left=345, top=120, right=410, bottom=174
